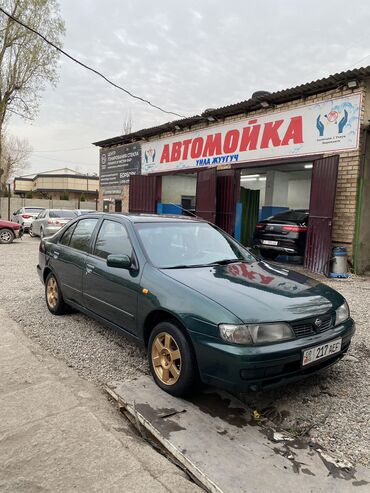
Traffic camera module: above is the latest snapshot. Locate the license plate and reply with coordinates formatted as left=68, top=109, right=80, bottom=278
left=262, top=240, right=278, bottom=246
left=302, top=338, right=342, bottom=366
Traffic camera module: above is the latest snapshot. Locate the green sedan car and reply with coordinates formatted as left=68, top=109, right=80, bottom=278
left=37, top=213, right=355, bottom=397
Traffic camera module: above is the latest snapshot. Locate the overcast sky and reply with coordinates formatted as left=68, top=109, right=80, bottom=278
left=8, top=0, right=370, bottom=175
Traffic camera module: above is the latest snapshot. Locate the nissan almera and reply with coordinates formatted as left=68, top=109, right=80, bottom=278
left=37, top=213, right=355, bottom=396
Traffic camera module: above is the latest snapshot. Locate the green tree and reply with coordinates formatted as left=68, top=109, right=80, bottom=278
left=0, top=0, right=65, bottom=171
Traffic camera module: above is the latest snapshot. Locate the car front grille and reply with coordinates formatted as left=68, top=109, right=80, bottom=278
left=291, top=314, right=334, bottom=338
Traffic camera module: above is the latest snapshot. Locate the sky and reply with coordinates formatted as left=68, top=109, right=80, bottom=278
left=7, top=0, right=370, bottom=176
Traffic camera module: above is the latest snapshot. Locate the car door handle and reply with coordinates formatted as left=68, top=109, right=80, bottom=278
left=86, top=264, right=95, bottom=274
left=53, top=251, right=60, bottom=259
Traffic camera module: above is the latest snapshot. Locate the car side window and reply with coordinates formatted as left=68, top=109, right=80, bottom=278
left=94, top=220, right=133, bottom=260
left=69, top=218, right=98, bottom=253
left=37, top=211, right=46, bottom=219
left=59, top=223, right=77, bottom=246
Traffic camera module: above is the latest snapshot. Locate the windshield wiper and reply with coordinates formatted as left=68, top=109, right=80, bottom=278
left=208, top=258, right=244, bottom=265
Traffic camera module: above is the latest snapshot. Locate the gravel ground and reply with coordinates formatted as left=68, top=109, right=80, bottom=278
left=0, top=235, right=369, bottom=467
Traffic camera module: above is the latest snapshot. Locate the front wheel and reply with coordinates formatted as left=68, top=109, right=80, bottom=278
left=0, top=228, right=15, bottom=244
left=148, top=321, right=198, bottom=397
left=45, top=272, right=68, bottom=315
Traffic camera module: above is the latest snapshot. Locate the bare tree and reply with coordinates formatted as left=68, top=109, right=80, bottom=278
left=122, top=111, right=133, bottom=135
left=0, top=133, right=32, bottom=188
left=0, top=0, right=65, bottom=167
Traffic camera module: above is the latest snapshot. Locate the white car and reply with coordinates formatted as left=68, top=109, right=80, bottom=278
left=12, top=207, right=45, bottom=232
left=30, top=209, right=77, bottom=238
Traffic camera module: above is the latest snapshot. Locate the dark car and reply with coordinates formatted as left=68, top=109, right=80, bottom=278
left=0, top=219, right=23, bottom=244
left=253, top=209, right=309, bottom=260
left=37, top=213, right=354, bottom=397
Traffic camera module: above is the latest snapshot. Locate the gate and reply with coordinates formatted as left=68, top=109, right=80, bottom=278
left=304, top=155, right=339, bottom=274
left=129, top=175, right=162, bottom=214
left=195, top=168, right=217, bottom=222
left=216, top=169, right=240, bottom=235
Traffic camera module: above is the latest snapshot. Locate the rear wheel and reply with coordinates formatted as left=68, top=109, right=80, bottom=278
left=148, top=321, right=198, bottom=397
left=260, top=250, right=279, bottom=261
left=29, top=225, right=36, bottom=237
left=40, top=228, right=45, bottom=239
left=0, top=228, right=15, bottom=244
left=45, top=272, right=67, bottom=315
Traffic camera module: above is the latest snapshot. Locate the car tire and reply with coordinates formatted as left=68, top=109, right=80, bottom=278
left=29, top=225, right=36, bottom=237
left=260, top=250, right=279, bottom=261
left=148, top=321, right=198, bottom=397
left=0, top=228, right=15, bottom=244
left=40, top=228, right=45, bottom=239
left=45, top=272, right=68, bottom=315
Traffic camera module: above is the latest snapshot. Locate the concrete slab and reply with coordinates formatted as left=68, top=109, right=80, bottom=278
left=107, top=376, right=370, bottom=493
left=0, top=406, right=141, bottom=492
left=0, top=309, right=199, bottom=492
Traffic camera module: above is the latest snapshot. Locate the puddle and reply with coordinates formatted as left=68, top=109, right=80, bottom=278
left=188, top=392, right=248, bottom=428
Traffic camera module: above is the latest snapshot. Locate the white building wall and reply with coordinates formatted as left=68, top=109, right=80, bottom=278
left=162, top=175, right=197, bottom=203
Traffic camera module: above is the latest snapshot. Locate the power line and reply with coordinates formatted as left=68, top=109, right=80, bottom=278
left=0, top=7, right=187, bottom=119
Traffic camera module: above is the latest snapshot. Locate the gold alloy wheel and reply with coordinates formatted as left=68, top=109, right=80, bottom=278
left=151, top=332, right=182, bottom=385
left=46, top=277, right=58, bottom=309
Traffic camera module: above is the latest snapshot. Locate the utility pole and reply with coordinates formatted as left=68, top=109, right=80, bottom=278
left=7, top=182, right=11, bottom=220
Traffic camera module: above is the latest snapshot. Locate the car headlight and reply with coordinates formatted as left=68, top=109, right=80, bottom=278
left=335, top=302, right=350, bottom=326
left=219, top=323, right=295, bottom=345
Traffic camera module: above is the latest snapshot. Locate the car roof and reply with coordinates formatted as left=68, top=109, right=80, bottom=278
left=88, top=212, right=204, bottom=223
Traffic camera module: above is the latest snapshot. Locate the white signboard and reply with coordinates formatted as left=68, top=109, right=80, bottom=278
left=142, top=94, right=361, bottom=174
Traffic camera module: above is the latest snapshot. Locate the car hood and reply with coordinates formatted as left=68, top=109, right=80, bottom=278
left=161, top=261, right=344, bottom=323
left=0, top=220, right=19, bottom=229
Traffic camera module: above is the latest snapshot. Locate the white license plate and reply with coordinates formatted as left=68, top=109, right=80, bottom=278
left=262, top=240, right=278, bottom=246
left=302, top=338, right=342, bottom=366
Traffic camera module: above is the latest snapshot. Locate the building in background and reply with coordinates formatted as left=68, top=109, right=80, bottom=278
left=13, top=168, right=99, bottom=202
left=94, top=66, right=370, bottom=275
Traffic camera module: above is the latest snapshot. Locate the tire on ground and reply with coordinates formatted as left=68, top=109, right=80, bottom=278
left=148, top=321, right=199, bottom=397
left=0, top=228, right=15, bottom=244
left=45, top=271, right=68, bottom=315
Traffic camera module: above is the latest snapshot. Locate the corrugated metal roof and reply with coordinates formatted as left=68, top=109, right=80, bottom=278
left=93, top=65, right=370, bottom=148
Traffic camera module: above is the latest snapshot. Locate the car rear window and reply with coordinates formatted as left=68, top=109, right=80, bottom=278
left=267, top=210, right=308, bottom=223
left=49, top=210, right=77, bottom=218
left=25, top=208, right=44, bottom=213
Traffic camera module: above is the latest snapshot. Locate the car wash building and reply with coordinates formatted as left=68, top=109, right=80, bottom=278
left=94, top=67, right=370, bottom=275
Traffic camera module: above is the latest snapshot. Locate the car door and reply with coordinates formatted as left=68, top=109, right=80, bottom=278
left=32, top=210, right=46, bottom=235
left=83, top=218, right=140, bottom=334
left=52, top=217, right=99, bottom=306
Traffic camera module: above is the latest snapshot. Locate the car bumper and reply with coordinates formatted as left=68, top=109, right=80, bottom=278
left=189, top=318, right=355, bottom=393
left=254, top=238, right=299, bottom=255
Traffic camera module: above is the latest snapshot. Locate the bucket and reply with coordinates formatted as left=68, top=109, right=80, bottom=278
left=331, top=246, right=348, bottom=275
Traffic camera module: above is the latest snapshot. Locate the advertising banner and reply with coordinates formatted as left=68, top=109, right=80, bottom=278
left=100, top=143, right=141, bottom=186
left=141, top=94, right=361, bottom=174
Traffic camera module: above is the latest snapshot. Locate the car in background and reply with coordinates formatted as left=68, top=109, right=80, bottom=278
left=75, top=209, right=96, bottom=216
left=30, top=209, right=77, bottom=238
left=0, top=219, right=23, bottom=244
left=37, top=213, right=354, bottom=397
left=12, top=207, right=45, bottom=232
left=253, top=209, right=309, bottom=261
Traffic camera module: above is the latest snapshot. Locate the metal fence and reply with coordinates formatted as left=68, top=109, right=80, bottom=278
left=0, top=197, right=97, bottom=220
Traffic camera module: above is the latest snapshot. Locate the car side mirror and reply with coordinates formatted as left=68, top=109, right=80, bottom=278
left=106, top=254, right=132, bottom=269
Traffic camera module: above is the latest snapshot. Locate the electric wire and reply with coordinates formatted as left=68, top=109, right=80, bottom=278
left=0, top=7, right=187, bottom=119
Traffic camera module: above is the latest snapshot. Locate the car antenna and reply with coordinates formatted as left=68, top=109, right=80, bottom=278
left=167, top=203, right=199, bottom=218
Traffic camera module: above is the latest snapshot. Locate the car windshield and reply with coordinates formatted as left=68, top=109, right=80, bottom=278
left=135, top=222, right=255, bottom=268
left=49, top=210, right=77, bottom=218
left=25, top=208, right=44, bottom=213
